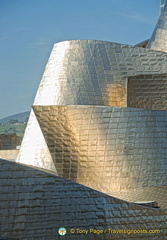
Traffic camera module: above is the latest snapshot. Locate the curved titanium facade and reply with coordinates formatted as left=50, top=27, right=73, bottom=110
left=33, top=105, right=167, bottom=193
left=17, top=40, right=167, bottom=171
left=161, top=0, right=167, bottom=12
left=7, top=6, right=167, bottom=239
left=1, top=159, right=167, bottom=239
left=147, top=1, right=167, bottom=52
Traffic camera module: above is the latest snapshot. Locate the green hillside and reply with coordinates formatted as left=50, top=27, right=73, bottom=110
left=0, top=111, right=30, bottom=123
left=0, top=123, right=27, bottom=141
left=0, top=111, right=30, bottom=141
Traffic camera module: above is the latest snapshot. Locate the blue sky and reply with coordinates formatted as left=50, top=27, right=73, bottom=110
left=0, top=0, right=160, bottom=119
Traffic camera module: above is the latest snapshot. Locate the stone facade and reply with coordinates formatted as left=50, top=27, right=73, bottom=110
left=0, top=133, right=20, bottom=150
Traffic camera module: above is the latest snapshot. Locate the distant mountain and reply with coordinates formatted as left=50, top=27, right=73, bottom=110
left=0, top=111, right=30, bottom=124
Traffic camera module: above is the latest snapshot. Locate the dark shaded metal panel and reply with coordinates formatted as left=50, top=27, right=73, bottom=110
left=1, top=159, right=167, bottom=239
left=135, top=39, right=149, bottom=48
left=127, top=74, right=167, bottom=111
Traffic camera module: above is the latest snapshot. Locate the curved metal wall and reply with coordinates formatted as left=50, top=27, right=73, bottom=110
left=17, top=40, right=167, bottom=171
left=34, top=40, right=167, bottom=107
left=3, top=3, right=167, bottom=237
left=147, top=2, right=167, bottom=52
left=33, top=105, right=167, bottom=192
left=13, top=38, right=167, bottom=239
left=1, top=159, right=167, bottom=239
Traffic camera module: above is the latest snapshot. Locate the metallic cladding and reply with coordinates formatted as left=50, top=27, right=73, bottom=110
left=3, top=5, right=167, bottom=239
left=17, top=40, right=167, bottom=170
left=1, top=159, right=167, bottom=239
left=147, top=1, right=167, bottom=52
left=128, top=74, right=167, bottom=110
left=33, top=105, right=167, bottom=192
left=33, top=40, right=167, bottom=107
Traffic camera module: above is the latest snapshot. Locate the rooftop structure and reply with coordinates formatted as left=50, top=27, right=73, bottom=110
left=160, top=0, right=167, bottom=12
left=0, top=133, right=20, bottom=150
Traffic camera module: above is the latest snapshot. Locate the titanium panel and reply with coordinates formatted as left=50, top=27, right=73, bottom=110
left=17, top=109, right=56, bottom=172
left=2, top=4, right=167, bottom=238
left=108, top=186, right=167, bottom=209
left=128, top=74, right=167, bottom=110
left=1, top=159, right=167, bottom=239
left=147, top=2, right=167, bottom=52
left=17, top=40, right=167, bottom=171
left=33, top=105, right=167, bottom=192
left=161, top=0, right=167, bottom=12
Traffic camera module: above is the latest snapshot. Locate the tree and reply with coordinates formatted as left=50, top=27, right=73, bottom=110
left=9, top=119, right=19, bottom=124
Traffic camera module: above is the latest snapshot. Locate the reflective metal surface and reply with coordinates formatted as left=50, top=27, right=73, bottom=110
left=148, top=1, right=167, bottom=52
left=160, top=0, right=167, bottom=12
left=11, top=6, right=167, bottom=239
left=17, top=40, right=167, bottom=170
left=108, top=186, right=167, bottom=209
left=33, top=105, right=167, bottom=193
left=128, top=74, right=167, bottom=110
left=1, top=159, right=167, bottom=239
